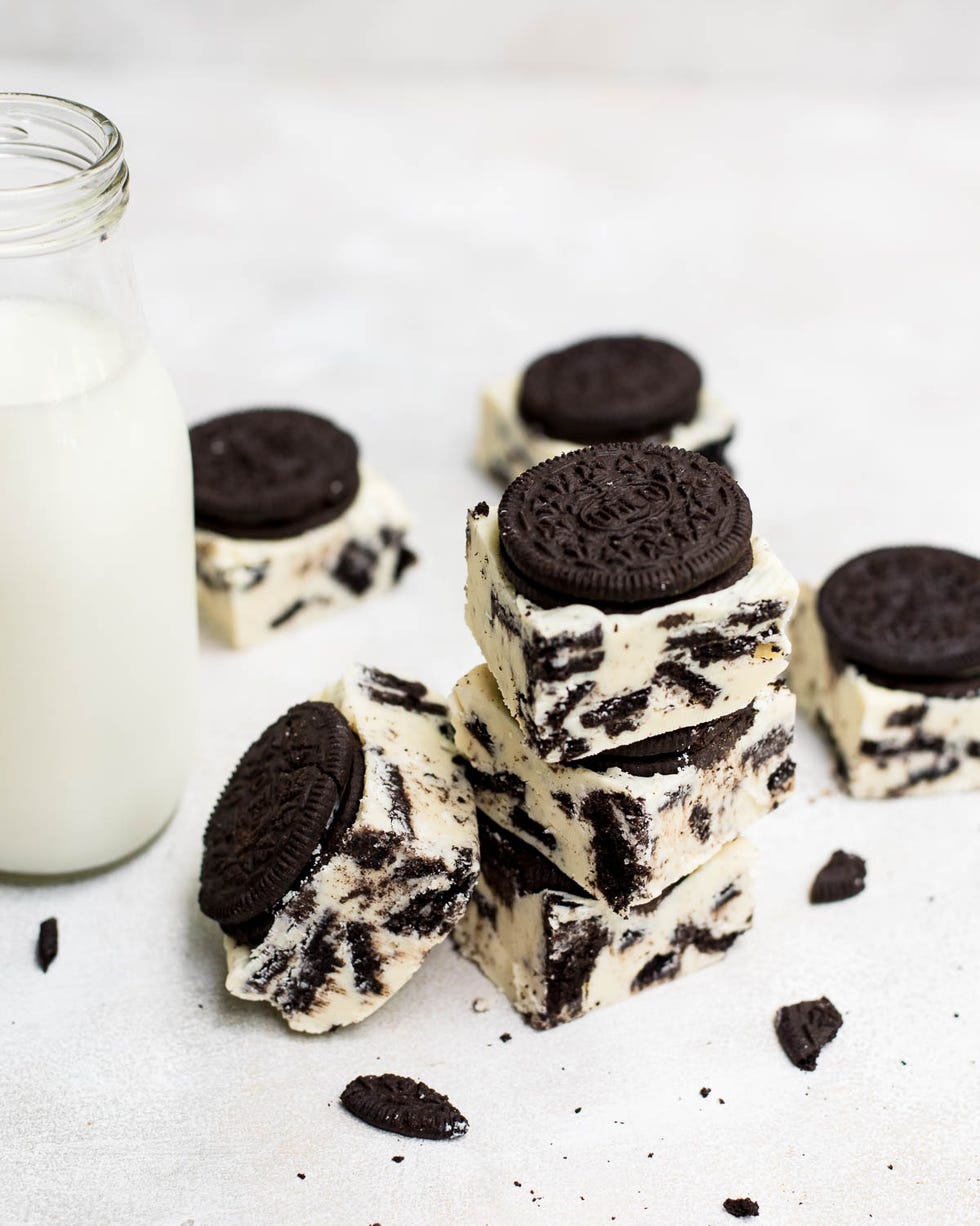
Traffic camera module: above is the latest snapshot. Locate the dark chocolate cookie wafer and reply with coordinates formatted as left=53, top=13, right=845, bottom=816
left=340, top=1074, right=469, bottom=1140
left=810, top=850, right=866, bottom=904
left=818, top=546, right=980, bottom=684
left=191, top=408, right=360, bottom=539
left=774, top=996, right=843, bottom=1070
left=581, top=703, right=756, bottom=776
left=199, top=701, right=365, bottom=926
left=518, top=336, right=702, bottom=444
left=497, top=444, right=753, bottom=610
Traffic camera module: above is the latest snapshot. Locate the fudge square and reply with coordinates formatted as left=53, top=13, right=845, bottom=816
left=475, top=334, right=733, bottom=487
left=451, top=664, right=794, bottom=914
left=191, top=408, right=415, bottom=648
left=790, top=545, right=980, bottom=799
left=200, top=665, right=477, bottom=1033
left=465, top=444, right=798, bottom=762
left=454, top=812, right=754, bottom=1030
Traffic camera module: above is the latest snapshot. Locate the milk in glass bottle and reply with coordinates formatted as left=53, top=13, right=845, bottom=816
left=0, top=94, right=197, bottom=874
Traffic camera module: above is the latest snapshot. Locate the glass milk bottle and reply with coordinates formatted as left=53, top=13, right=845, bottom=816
left=0, top=94, right=197, bottom=874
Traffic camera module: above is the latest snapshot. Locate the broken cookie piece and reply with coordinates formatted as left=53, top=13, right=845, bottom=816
left=774, top=996, right=843, bottom=1070
left=192, top=409, right=415, bottom=648
left=199, top=665, right=477, bottom=1032
left=453, top=812, right=753, bottom=1029
left=340, top=1073, right=468, bottom=1140
left=451, top=664, right=794, bottom=914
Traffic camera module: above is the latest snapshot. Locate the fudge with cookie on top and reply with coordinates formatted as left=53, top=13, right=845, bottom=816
left=192, top=408, right=415, bottom=648
left=199, top=665, right=477, bottom=1033
left=790, top=545, right=980, bottom=798
left=465, top=444, right=798, bottom=763
left=476, top=335, right=734, bottom=485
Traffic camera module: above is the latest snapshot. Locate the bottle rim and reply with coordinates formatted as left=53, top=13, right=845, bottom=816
left=0, top=93, right=130, bottom=254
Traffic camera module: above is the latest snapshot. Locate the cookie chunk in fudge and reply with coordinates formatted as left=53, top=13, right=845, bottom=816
left=476, top=335, right=734, bottom=485
left=199, top=666, right=477, bottom=1032
left=454, top=813, right=754, bottom=1029
left=789, top=545, right=980, bottom=798
left=451, top=664, right=793, bottom=914
left=465, top=444, right=798, bottom=762
left=192, top=408, right=416, bottom=648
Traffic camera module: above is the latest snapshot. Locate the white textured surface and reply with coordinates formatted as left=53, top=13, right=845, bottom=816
left=2, top=65, right=979, bottom=1226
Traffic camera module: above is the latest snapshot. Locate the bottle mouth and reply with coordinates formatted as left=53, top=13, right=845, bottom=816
left=0, top=93, right=129, bottom=255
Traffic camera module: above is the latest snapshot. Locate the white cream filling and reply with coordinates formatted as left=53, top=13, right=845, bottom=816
left=196, top=464, right=412, bottom=648
left=789, top=587, right=980, bottom=799
left=475, top=374, right=734, bottom=484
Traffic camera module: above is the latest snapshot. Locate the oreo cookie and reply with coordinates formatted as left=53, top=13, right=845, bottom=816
left=817, top=546, right=980, bottom=690
left=191, top=408, right=360, bottom=539
left=580, top=703, right=755, bottom=776
left=199, top=701, right=365, bottom=926
left=497, top=444, right=753, bottom=610
left=774, top=996, right=843, bottom=1070
left=340, top=1074, right=468, bottom=1140
left=810, top=850, right=866, bottom=904
left=518, top=336, right=702, bottom=444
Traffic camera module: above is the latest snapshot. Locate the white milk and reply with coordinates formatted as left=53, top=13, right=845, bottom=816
left=0, top=298, right=197, bottom=874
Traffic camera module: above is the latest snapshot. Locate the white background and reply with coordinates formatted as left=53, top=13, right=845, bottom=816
left=2, top=5, right=980, bottom=1224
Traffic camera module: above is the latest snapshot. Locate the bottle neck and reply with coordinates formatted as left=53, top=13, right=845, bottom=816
left=0, top=94, right=129, bottom=256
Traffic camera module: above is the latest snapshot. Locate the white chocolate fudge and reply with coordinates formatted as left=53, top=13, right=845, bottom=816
left=454, top=815, right=754, bottom=1029
left=451, top=664, right=794, bottom=914
left=790, top=587, right=980, bottom=799
left=476, top=375, right=734, bottom=485
left=224, top=666, right=478, bottom=1032
left=465, top=504, right=798, bottom=762
left=196, top=466, right=413, bottom=648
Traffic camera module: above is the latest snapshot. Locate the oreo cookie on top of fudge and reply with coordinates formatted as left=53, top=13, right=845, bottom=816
left=191, top=407, right=416, bottom=648
left=790, top=544, right=980, bottom=798
left=465, top=443, right=798, bottom=762
left=476, top=334, right=735, bottom=484
left=199, top=664, right=478, bottom=1033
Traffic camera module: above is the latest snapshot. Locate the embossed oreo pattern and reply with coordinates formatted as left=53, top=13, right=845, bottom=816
left=199, top=702, right=364, bottom=926
left=497, top=444, right=752, bottom=608
left=191, top=408, right=360, bottom=539
left=818, top=546, right=980, bottom=680
left=517, top=335, right=702, bottom=444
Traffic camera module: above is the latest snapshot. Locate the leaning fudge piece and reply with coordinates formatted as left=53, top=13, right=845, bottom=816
left=475, top=335, right=734, bottom=485
left=451, top=664, right=794, bottom=914
left=192, top=408, right=415, bottom=648
left=789, top=546, right=980, bottom=799
left=454, top=813, right=754, bottom=1029
left=465, top=444, right=798, bottom=762
left=199, top=666, right=477, bottom=1033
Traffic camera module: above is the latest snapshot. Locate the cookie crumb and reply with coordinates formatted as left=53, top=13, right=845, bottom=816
left=500, top=1032, right=512, bottom=1043
left=296, top=1173, right=306, bottom=1180
left=472, top=997, right=490, bottom=1013
left=723, top=1197, right=759, bottom=1218
left=699, top=1087, right=711, bottom=1098
left=391, top=1156, right=404, bottom=1164
left=37, top=917, right=58, bottom=972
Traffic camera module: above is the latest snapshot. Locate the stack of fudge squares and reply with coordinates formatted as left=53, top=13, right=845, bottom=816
left=451, top=443, right=800, bottom=1028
